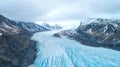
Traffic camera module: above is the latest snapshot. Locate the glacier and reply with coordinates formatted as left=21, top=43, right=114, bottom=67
left=31, top=31, right=120, bottom=67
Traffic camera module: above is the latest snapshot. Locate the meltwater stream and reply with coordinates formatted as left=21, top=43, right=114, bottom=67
left=31, top=31, right=120, bottom=67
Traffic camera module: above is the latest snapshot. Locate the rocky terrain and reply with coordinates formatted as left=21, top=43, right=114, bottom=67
left=54, top=18, right=120, bottom=51
left=0, top=15, right=49, bottom=67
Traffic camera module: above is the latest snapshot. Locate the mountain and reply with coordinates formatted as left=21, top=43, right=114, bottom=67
left=41, top=23, right=62, bottom=30
left=0, top=15, right=20, bottom=34
left=0, top=15, right=49, bottom=67
left=54, top=18, right=120, bottom=51
left=14, top=21, right=50, bottom=34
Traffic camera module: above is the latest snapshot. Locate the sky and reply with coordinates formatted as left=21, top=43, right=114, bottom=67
left=0, top=0, right=120, bottom=25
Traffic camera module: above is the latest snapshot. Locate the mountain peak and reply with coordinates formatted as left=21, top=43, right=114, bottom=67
left=0, top=15, right=8, bottom=20
left=80, top=18, right=120, bottom=26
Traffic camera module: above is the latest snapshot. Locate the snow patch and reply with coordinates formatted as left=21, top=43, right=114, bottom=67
left=0, top=33, right=2, bottom=36
left=86, top=28, right=93, bottom=34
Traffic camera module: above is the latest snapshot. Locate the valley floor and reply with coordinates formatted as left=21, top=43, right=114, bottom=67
left=30, top=31, right=120, bottom=67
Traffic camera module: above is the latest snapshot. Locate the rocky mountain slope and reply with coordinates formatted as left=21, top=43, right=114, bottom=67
left=0, top=15, right=49, bottom=67
left=14, top=22, right=50, bottom=34
left=54, top=18, right=120, bottom=51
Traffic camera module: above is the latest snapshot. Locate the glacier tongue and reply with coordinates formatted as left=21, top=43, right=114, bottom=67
left=31, top=31, right=120, bottom=67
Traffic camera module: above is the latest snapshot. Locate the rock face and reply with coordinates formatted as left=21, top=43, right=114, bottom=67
left=0, top=33, right=36, bottom=67
left=0, top=15, right=48, bottom=67
left=54, top=18, right=120, bottom=51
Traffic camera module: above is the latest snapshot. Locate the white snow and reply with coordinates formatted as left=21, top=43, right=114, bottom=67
left=113, top=23, right=118, bottom=28
left=0, top=28, right=7, bottom=32
left=80, top=18, right=97, bottom=25
left=31, top=31, right=120, bottom=67
left=86, top=28, right=93, bottom=34
left=1, top=22, right=19, bottom=33
left=0, top=33, right=2, bottom=36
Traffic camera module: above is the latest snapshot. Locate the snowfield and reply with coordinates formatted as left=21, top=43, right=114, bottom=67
left=31, top=31, right=120, bottom=67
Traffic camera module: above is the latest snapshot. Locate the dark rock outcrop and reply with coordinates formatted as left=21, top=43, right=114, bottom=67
left=0, top=33, right=36, bottom=67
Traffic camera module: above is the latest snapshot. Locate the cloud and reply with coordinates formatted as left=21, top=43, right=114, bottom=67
left=0, top=0, right=120, bottom=22
left=89, top=0, right=120, bottom=14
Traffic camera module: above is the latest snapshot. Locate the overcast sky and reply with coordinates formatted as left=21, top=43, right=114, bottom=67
left=0, top=0, right=120, bottom=23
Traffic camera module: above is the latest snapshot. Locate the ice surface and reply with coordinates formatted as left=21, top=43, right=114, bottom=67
left=31, top=31, right=120, bottom=67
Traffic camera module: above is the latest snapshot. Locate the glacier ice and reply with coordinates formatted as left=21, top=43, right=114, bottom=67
left=31, top=31, right=120, bottom=67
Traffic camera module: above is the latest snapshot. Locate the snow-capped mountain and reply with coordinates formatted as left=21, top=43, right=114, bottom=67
left=0, top=15, right=50, bottom=36
left=14, top=22, right=50, bottom=33
left=0, top=15, right=21, bottom=34
left=54, top=18, right=120, bottom=51
left=79, top=18, right=120, bottom=36
left=41, top=23, right=62, bottom=30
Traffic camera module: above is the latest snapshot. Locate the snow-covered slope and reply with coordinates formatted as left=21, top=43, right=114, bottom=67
left=31, top=31, right=120, bottom=67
